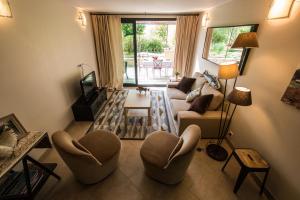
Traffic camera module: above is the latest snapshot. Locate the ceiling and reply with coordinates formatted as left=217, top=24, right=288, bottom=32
left=68, top=0, right=231, bottom=13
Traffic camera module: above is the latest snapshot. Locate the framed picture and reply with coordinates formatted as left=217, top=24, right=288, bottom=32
left=281, top=69, right=300, bottom=109
left=202, top=24, right=259, bottom=74
left=0, top=114, right=28, bottom=140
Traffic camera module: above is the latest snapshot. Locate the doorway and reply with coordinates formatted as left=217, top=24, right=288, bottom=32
left=121, top=18, right=176, bottom=86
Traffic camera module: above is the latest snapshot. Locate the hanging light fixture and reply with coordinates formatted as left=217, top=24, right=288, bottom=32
left=0, top=0, right=12, bottom=17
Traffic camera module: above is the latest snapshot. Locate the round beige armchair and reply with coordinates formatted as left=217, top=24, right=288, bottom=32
left=140, top=125, right=201, bottom=184
left=52, top=130, right=121, bottom=184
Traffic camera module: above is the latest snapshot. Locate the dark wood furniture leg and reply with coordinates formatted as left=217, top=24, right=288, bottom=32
left=260, top=169, right=270, bottom=195
left=222, top=152, right=233, bottom=171
left=22, top=158, right=33, bottom=199
left=24, top=155, right=61, bottom=180
left=234, top=167, right=249, bottom=193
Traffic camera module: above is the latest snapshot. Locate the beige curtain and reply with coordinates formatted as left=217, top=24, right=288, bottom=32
left=91, top=15, right=124, bottom=89
left=174, top=15, right=200, bottom=77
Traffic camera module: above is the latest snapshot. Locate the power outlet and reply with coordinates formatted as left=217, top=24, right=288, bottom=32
left=228, top=130, right=234, bottom=137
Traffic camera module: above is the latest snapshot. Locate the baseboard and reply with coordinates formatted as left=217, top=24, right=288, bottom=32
left=225, top=137, right=277, bottom=200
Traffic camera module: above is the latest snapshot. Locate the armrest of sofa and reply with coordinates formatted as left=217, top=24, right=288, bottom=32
left=167, top=81, right=179, bottom=88
left=177, top=111, right=228, bottom=138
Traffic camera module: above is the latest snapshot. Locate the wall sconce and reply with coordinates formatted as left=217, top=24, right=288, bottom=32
left=268, top=0, right=295, bottom=19
left=0, top=0, right=12, bottom=17
left=201, top=13, right=209, bottom=28
left=77, top=11, right=87, bottom=27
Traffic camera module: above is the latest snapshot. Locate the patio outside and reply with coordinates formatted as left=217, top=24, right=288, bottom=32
left=122, top=21, right=176, bottom=85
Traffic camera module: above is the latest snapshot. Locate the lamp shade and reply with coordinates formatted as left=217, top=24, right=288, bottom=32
left=218, top=63, right=239, bottom=79
left=0, top=0, right=12, bottom=17
left=231, top=32, right=259, bottom=48
left=227, top=87, right=252, bottom=106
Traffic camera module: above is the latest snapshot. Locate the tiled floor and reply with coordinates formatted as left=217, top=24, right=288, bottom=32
left=36, top=121, right=269, bottom=200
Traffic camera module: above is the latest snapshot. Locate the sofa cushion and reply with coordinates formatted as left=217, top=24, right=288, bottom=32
left=191, top=76, right=207, bottom=91
left=188, top=94, right=214, bottom=114
left=176, top=76, right=196, bottom=93
left=186, top=87, right=201, bottom=102
left=167, top=87, right=187, bottom=100
left=170, top=99, right=191, bottom=118
left=201, top=83, right=224, bottom=110
left=192, top=72, right=203, bottom=78
left=203, top=70, right=221, bottom=90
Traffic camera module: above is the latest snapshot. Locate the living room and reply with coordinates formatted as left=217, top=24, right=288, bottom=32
left=0, top=0, right=299, bottom=199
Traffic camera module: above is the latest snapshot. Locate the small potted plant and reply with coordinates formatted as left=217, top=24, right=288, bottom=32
left=175, top=71, right=180, bottom=81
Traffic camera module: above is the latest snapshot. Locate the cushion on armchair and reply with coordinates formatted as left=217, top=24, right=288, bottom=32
left=78, top=130, right=120, bottom=163
left=140, top=131, right=181, bottom=168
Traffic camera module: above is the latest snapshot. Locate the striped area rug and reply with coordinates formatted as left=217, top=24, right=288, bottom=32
left=92, top=90, right=175, bottom=139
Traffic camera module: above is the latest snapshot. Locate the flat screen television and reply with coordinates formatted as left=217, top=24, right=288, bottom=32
left=80, top=71, right=97, bottom=101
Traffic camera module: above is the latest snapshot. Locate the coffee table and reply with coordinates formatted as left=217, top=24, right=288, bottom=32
left=123, top=91, right=151, bottom=130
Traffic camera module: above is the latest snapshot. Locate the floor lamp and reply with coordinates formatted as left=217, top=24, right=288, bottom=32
left=206, top=63, right=239, bottom=161
left=231, top=32, right=259, bottom=86
left=220, top=87, right=252, bottom=143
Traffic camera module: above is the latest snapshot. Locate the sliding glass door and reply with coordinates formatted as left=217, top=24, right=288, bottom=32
left=121, top=20, right=137, bottom=85
left=122, top=18, right=176, bottom=86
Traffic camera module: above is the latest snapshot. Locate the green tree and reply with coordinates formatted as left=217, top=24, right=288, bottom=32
left=156, top=25, right=168, bottom=47
left=122, top=24, right=145, bottom=37
left=123, top=35, right=134, bottom=54
left=136, top=24, right=145, bottom=35
left=147, top=39, right=163, bottom=53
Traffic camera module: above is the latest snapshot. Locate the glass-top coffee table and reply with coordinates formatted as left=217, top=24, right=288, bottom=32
left=123, top=91, right=151, bottom=130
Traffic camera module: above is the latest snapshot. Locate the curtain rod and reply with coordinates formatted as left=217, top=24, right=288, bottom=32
left=89, top=12, right=200, bottom=16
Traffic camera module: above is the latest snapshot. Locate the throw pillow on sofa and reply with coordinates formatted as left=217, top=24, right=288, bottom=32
left=191, top=75, right=207, bottom=91
left=189, top=94, right=214, bottom=114
left=201, top=83, right=224, bottom=110
left=203, top=70, right=221, bottom=90
left=186, top=88, right=201, bottom=102
left=176, top=76, right=196, bottom=93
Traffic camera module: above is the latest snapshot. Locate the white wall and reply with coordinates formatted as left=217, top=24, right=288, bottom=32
left=0, top=0, right=97, bottom=134
left=194, top=0, right=300, bottom=199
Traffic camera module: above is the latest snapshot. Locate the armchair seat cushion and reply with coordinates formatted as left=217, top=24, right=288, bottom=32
left=140, top=131, right=180, bottom=168
left=79, top=130, right=121, bottom=163
left=167, top=88, right=187, bottom=100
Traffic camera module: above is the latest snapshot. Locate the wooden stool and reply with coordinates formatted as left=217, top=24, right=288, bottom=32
left=222, top=148, right=270, bottom=194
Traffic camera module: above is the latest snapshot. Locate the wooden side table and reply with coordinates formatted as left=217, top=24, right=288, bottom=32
left=222, top=148, right=270, bottom=195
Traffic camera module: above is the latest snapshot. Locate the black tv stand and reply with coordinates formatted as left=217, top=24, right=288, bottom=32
left=72, top=88, right=107, bottom=121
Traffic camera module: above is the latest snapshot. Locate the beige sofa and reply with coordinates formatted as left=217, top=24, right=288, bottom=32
left=166, top=73, right=227, bottom=138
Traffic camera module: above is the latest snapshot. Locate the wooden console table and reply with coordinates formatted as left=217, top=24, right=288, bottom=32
left=0, top=131, right=60, bottom=199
